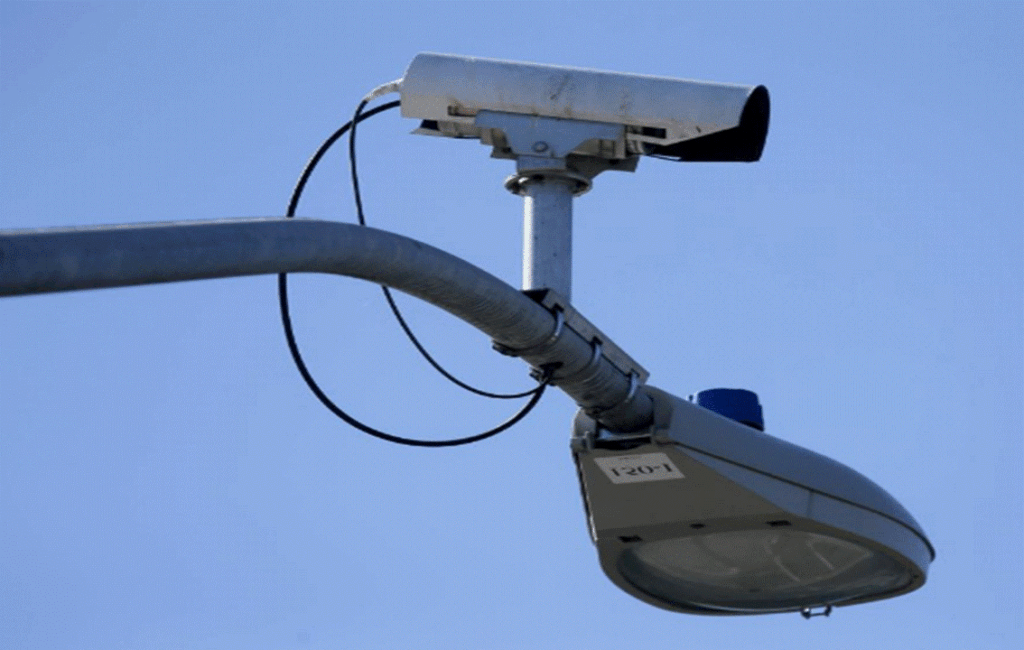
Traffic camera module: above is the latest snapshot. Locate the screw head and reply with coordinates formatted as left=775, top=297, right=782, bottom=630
left=532, top=141, right=549, bottom=153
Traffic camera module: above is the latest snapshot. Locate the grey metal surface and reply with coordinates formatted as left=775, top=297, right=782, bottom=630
left=0, top=217, right=654, bottom=432
left=400, top=52, right=764, bottom=154
left=646, top=387, right=933, bottom=552
left=469, top=111, right=636, bottom=304
left=475, top=110, right=629, bottom=173
left=521, top=177, right=575, bottom=300
left=574, top=386, right=934, bottom=564
left=529, top=289, right=649, bottom=385
left=571, top=387, right=934, bottom=615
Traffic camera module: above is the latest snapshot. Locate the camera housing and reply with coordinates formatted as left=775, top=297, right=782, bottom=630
left=399, top=53, right=769, bottom=163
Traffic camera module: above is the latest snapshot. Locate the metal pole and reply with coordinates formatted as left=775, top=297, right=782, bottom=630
left=0, top=217, right=653, bottom=432
left=522, top=176, right=575, bottom=301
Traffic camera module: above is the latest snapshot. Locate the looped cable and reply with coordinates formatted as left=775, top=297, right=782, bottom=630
left=349, top=99, right=540, bottom=400
left=279, top=98, right=551, bottom=447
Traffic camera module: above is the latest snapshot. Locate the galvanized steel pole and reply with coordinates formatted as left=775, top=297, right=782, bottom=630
left=521, top=176, right=575, bottom=301
left=0, top=217, right=653, bottom=432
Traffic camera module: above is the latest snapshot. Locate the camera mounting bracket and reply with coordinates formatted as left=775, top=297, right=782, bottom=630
left=470, top=110, right=641, bottom=302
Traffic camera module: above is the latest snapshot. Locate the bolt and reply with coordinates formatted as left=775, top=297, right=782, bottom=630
left=532, top=141, right=549, bottom=153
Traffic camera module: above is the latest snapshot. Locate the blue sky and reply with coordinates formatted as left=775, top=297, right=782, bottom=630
left=1, top=2, right=1021, bottom=649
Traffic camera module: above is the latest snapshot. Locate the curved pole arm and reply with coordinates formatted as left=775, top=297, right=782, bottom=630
left=0, top=217, right=653, bottom=432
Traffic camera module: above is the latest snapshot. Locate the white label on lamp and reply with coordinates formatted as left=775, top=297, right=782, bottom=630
left=593, top=453, right=684, bottom=484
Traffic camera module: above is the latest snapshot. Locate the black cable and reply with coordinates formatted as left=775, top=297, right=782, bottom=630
left=348, top=99, right=541, bottom=399
left=280, top=99, right=551, bottom=447
left=279, top=284, right=552, bottom=447
left=377, top=288, right=542, bottom=399
left=286, top=101, right=398, bottom=217
left=348, top=99, right=370, bottom=226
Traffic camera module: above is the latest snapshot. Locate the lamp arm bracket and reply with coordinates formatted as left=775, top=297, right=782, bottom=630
left=493, top=289, right=649, bottom=386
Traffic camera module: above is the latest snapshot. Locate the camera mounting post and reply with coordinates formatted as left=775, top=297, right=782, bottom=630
left=475, top=110, right=640, bottom=301
left=398, top=52, right=769, bottom=302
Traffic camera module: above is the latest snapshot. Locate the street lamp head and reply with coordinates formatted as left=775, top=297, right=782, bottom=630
left=572, top=387, right=933, bottom=616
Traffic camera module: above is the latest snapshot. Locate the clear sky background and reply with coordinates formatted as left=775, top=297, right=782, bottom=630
left=1, top=2, right=1021, bottom=649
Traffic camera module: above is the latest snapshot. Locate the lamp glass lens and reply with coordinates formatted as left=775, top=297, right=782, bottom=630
left=619, top=529, right=913, bottom=613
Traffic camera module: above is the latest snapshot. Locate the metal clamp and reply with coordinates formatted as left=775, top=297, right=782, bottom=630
left=523, top=289, right=649, bottom=385
left=584, top=370, right=642, bottom=420
left=503, top=170, right=592, bottom=197
left=622, top=371, right=641, bottom=404
left=492, top=305, right=565, bottom=358
left=552, top=338, right=604, bottom=385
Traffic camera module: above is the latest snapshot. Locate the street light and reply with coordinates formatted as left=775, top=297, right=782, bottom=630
left=0, top=53, right=933, bottom=617
left=398, top=53, right=933, bottom=614
left=572, top=387, right=933, bottom=616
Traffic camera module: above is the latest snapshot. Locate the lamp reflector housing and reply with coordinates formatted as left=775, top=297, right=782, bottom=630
left=572, top=387, right=933, bottom=615
left=620, top=529, right=914, bottom=614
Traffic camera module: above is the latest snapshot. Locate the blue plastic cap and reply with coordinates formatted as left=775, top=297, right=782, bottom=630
left=691, top=388, right=765, bottom=431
